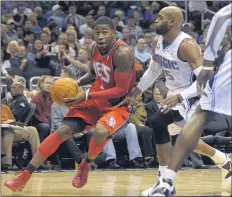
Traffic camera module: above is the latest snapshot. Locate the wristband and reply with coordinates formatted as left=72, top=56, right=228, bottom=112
left=202, top=66, right=214, bottom=70
left=85, top=89, right=90, bottom=100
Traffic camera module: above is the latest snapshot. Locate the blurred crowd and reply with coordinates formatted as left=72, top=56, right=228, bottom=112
left=1, top=1, right=231, bottom=171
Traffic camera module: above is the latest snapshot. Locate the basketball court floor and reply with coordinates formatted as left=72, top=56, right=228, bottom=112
left=1, top=168, right=231, bottom=196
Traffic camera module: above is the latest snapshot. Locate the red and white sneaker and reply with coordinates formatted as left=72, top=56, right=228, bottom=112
left=4, top=170, right=31, bottom=192
left=72, top=158, right=91, bottom=188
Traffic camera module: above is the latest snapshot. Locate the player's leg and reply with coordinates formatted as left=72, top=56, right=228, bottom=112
left=141, top=110, right=179, bottom=196
left=72, top=107, right=130, bottom=188
left=4, top=118, right=87, bottom=192
left=150, top=108, right=230, bottom=196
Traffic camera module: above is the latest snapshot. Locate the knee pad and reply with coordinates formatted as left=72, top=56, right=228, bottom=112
left=149, top=115, right=171, bottom=145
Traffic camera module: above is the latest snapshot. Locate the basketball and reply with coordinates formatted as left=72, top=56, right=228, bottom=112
left=50, top=78, right=78, bottom=105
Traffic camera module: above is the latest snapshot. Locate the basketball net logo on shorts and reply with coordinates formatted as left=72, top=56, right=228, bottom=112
left=107, top=116, right=116, bottom=128
left=93, top=62, right=111, bottom=83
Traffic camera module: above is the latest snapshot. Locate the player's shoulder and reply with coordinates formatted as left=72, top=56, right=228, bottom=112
left=179, top=38, right=199, bottom=53
left=113, top=44, right=133, bottom=58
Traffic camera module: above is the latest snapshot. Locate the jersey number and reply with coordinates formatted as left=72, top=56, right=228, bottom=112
left=164, top=70, right=175, bottom=81
left=93, top=62, right=111, bottom=83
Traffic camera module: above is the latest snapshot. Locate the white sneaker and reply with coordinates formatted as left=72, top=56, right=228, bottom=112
left=141, top=171, right=161, bottom=197
left=148, top=177, right=175, bottom=196
left=218, top=154, right=232, bottom=190
left=141, top=172, right=176, bottom=197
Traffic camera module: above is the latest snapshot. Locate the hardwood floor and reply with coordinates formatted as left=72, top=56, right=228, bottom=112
left=1, top=168, right=231, bottom=196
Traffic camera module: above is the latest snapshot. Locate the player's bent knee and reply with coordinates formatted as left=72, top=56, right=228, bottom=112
left=93, top=123, right=110, bottom=143
left=55, top=124, right=73, bottom=141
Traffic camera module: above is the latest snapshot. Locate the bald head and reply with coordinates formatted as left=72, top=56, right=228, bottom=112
left=154, top=6, right=184, bottom=36
left=160, top=6, right=184, bottom=26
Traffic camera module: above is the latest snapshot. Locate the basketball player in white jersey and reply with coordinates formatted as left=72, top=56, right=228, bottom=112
left=118, top=5, right=231, bottom=196
left=148, top=4, right=232, bottom=196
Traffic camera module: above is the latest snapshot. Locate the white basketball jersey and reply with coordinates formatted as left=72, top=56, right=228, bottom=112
left=155, top=31, right=200, bottom=96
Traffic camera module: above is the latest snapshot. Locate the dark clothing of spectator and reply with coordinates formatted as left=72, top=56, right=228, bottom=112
left=13, top=14, right=27, bottom=25
left=8, top=94, right=30, bottom=123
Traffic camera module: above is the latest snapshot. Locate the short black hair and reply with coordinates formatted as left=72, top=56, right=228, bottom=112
left=92, top=16, right=115, bottom=30
left=23, top=30, right=34, bottom=37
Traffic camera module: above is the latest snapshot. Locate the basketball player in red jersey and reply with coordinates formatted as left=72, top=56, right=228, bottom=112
left=4, top=16, right=136, bottom=191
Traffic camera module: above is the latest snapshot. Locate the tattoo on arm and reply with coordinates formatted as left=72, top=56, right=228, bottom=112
left=112, top=45, right=134, bottom=72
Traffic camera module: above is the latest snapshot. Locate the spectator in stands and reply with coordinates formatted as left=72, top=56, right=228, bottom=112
left=30, top=75, right=54, bottom=142
left=104, top=123, right=145, bottom=168
left=79, top=27, right=94, bottom=46
left=34, top=6, right=47, bottom=28
left=79, top=14, right=94, bottom=36
left=1, top=104, right=40, bottom=170
left=60, top=67, right=77, bottom=79
left=65, top=3, right=85, bottom=28
left=122, top=27, right=136, bottom=46
left=48, top=5, right=65, bottom=29
left=6, top=19, right=18, bottom=41
left=24, top=19, right=33, bottom=32
left=65, top=16, right=80, bottom=36
left=1, top=49, right=12, bottom=79
left=130, top=93, right=156, bottom=167
left=54, top=33, right=75, bottom=58
left=13, top=3, right=28, bottom=27
left=28, top=12, right=41, bottom=34
left=7, top=40, right=19, bottom=57
left=27, top=40, right=51, bottom=73
left=64, top=45, right=90, bottom=78
left=133, top=10, right=145, bottom=28
left=12, top=2, right=32, bottom=17
left=95, top=5, right=106, bottom=19
left=144, top=32, right=153, bottom=54
left=1, top=24, right=11, bottom=49
left=40, top=31, right=50, bottom=49
left=135, top=37, right=151, bottom=67
left=114, top=10, right=125, bottom=28
left=7, top=82, right=30, bottom=121
left=111, top=15, right=123, bottom=39
left=66, top=29, right=80, bottom=58
left=127, top=16, right=144, bottom=40
left=16, top=26, right=24, bottom=40
left=23, top=30, right=34, bottom=52
left=11, top=45, right=36, bottom=74
left=1, top=91, right=40, bottom=169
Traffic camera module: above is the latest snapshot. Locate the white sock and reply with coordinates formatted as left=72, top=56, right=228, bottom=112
left=159, top=165, right=168, bottom=176
left=163, top=169, right=177, bottom=181
left=211, top=150, right=227, bottom=165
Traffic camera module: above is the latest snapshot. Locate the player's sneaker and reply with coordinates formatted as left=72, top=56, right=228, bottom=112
left=148, top=177, right=175, bottom=196
left=72, top=158, right=91, bottom=188
left=4, top=170, right=31, bottom=192
left=141, top=171, right=161, bottom=196
left=218, top=154, right=232, bottom=189
left=141, top=171, right=176, bottom=196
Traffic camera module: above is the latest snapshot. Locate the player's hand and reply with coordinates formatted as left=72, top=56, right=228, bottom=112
left=116, top=94, right=137, bottom=112
left=63, top=92, right=86, bottom=107
left=197, top=69, right=214, bottom=96
left=160, top=95, right=179, bottom=114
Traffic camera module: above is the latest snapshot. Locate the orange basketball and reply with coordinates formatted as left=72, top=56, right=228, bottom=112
left=50, top=78, right=78, bottom=105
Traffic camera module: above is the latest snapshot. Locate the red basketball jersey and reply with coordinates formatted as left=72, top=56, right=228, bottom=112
left=90, top=40, right=136, bottom=102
